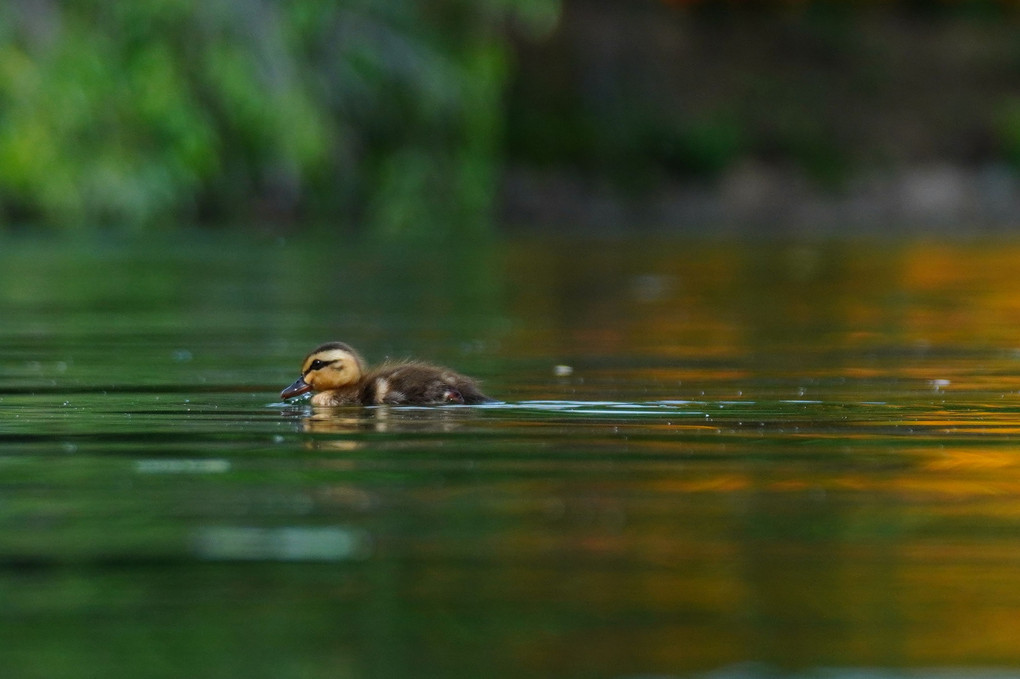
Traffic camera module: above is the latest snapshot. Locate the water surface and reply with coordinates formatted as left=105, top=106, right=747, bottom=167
left=2, top=234, right=1020, bottom=677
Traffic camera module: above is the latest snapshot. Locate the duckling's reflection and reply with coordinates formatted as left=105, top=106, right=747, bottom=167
left=299, top=405, right=478, bottom=449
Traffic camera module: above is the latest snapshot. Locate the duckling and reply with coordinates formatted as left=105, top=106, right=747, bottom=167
left=281, top=341, right=492, bottom=406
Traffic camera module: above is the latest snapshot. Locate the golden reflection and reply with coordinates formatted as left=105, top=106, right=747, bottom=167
left=300, top=410, right=363, bottom=450
left=298, top=406, right=478, bottom=450
left=502, top=240, right=1020, bottom=389
left=923, top=449, right=1020, bottom=472
left=636, top=471, right=1020, bottom=498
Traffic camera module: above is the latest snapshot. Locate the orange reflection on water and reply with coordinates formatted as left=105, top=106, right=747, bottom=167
left=505, top=239, right=1020, bottom=369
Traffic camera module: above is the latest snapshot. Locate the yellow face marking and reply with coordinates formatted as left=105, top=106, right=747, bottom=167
left=300, top=349, right=363, bottom=390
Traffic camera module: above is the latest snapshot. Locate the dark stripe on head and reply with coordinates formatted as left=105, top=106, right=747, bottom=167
left=303, top=341, right=367, bottom=373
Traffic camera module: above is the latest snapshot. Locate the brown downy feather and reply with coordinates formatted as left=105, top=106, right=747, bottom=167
left=360, top=361, right=492, bottom=405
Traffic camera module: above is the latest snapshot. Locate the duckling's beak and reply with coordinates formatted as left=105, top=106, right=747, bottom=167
left=281, top=376, right=312, bottom=400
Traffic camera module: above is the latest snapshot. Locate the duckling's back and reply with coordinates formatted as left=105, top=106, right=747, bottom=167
left=361, top=361, right=492, bottom=405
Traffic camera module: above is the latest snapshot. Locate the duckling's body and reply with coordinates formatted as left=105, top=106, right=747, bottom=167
left=281, top=342, right=491, bottom=406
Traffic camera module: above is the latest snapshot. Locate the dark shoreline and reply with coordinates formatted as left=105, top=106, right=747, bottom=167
left=500, top=162, right=1020, bottom=235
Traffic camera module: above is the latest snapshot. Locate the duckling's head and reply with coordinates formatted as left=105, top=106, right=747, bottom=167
left=281, top=342, right=367, bottom=400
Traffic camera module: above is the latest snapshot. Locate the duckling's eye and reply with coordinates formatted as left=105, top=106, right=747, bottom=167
left=308, top=359, right=328, bottom=371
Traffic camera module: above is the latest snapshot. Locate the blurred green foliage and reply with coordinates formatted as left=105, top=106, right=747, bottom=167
left=995, top=98, right=1020, bottom=171
left=0, top=0, right=558, bottom=233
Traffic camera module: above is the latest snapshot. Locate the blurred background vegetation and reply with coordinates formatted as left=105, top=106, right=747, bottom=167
left=0, top=0, right=558, bottom=235
left=2, top=0, right=1020, bottom=235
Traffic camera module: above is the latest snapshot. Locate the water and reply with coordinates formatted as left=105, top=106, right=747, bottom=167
left=3, top=233, right=1020, bottom=678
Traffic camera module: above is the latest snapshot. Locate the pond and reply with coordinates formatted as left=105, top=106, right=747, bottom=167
left=2, top=232, right=1020, bottom=678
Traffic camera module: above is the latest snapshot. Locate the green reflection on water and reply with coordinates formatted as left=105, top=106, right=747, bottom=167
left=2, top=233, right=1020, bottom=677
